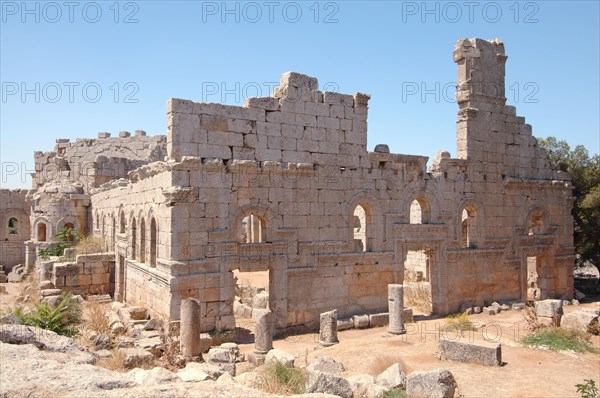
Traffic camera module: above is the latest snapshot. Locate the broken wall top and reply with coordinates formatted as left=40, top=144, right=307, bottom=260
left=167, top=72, right=371, bottom=169
left=33, top=132, right=167, bottom=192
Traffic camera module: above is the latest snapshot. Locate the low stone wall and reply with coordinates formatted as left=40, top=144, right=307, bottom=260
left=52, top=253, right=115, bottom=296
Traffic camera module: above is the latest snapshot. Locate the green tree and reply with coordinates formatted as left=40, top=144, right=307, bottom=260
left=538, top=136, right=600, bottom=271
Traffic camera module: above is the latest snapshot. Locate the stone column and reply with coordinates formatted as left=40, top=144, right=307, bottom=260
left=388, top=284, right=406, bottom=335
left=25, top=241, right=36, bottom=267
left=180, top=298, right=202, bottom=358
left=253, top=308, right=273, bottom=363
left=319, top=309, right=339, bottom=346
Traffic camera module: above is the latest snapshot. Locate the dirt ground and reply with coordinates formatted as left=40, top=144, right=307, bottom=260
left=2, top=278, right=599, bottom=398
left=235, top=302, right=600, bottom=398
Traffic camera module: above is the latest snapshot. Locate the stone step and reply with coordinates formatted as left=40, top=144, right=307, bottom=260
left=87, top=294, right=112, bottom=304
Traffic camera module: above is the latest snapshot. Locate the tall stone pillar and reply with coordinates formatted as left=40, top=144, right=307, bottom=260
left=180, top=298, right=202, bottom=358
left=25, top=241, right=36, bottom=267
left=253, top=308, right=273, bottom=363
left=319, top=309, right=339, bottom=346
left=388, top=284, right=406, bottom=335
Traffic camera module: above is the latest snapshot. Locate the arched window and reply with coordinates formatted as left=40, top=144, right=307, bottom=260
left=37, top=223, right=47, bottom=242
left=140, top=218, right=146, bottom=263
left=8, top=218, right=18, bottom=235
left=240, top=214, right=266, bottom=243
left=353, top=205, right=368, bottom=252
left=528, top=212, right=543, bottom=235
left=409, top=198, right=430, bottom=224
left=461, top=206, right=477, bottom=248
left=150, top=217, right=157, bottom=267
left=120, top=210, right=126, bottom=234
left=131, top=217, right=137, bottom=260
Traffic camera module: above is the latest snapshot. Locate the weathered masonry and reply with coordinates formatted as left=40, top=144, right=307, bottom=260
left=6, top=38, right=574, bottom=333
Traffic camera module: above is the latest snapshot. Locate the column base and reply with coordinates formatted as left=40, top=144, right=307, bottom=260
left=387, top=326, right=406, bottom=335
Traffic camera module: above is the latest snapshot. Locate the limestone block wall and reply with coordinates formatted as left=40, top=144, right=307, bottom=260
left=0, top=189, right=30, bottom=270
left=82, top=38, right=574, bottom=328
left=52, top=253, right=115, bottom=296
left=167, top=71, right=370, bottom=170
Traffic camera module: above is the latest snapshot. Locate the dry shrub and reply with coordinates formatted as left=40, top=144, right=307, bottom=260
left=83, top=300, right=111, bottom=335
left=522, top=307, right=543, bottom=331
left=403, top=282, right=432, bottom=313
left=74, top=235, right=106, bottom=256
left=97, top=348, right=126, bottom=371
left=368, top=354, right=408, bottom=376
left=157, top=323, right=184, bottom=370
left=17, top=274, right=41, bottom=308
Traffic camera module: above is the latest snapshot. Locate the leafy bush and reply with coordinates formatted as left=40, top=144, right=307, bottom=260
left=55, top=227, right=80, bottom=243
left=38, top=242, right=71, bottom=259
left=15, top=293, right=82, bottom=336
left=576, top=379, right=599, bottom=398
left=520, top=327, right=597, bottom=353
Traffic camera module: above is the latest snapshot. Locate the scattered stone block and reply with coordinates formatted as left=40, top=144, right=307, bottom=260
left=535, top=299, right=563, bottom=318
left=123, top=348, right=154, bottom=369
left=482, top=307, right=496, bottom=315
left=439, top=338, right=501, bottom=366
left=375, top=363, right=406, bottom=388
left=251, top=292, right=269, bottom=309
left=265, top=348, right=295, bottom=368
left=512, top=303, right=526, bottom=310
left=40, top=289, right=62, bottom=297
left=178, top=362, right=223, bottom=381
left=128, top=306, right=148, bottom=321
left=561, top=311, right=599, bottom=333
left=307, top=356, right=345, bottom=374
left=337, top=318, right=354, bottom=331
left=353, top=314, right=370, bottom=329
left=406, top=369, right=457, bottom=398
left=473, top=306, right=482, bottom=314
left=319, top=309, right=339, bottom=347
left=92, top=334, right=111, bottom=350
left=128, top=367, right=179, bottom=385
left=369, top=312, right=389, bottom=328
left=306, top=371, right=353, bottom=398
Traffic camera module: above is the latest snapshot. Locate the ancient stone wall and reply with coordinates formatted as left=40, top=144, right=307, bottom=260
left=0, top=189, right=30, bottom=270
left=51, top=253, right=115, bottom=296
left=15, top=37, right=573, bottom=333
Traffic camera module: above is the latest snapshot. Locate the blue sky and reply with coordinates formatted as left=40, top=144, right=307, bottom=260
left=1, top=0, right=599, bottom=188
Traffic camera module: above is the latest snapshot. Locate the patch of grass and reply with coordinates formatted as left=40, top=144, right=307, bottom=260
left=445, top=313, right=477, bottom=332
left=15, top=292, right=82, bottom=336
left=384, top=388, right=407, bottom=398
left=521, top=327, right=597, bottom=353
left=259, top=362, right=307, bottom=395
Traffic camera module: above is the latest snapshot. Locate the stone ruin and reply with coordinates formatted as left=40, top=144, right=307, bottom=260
left=0, top=38, right=575, bottom=337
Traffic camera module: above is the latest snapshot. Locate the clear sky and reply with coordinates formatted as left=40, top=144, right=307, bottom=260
left=1, top=0, right=599, bottom=188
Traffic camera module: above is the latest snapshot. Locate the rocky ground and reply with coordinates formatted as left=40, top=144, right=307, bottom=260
left=1, top=279, right=599, bottom=398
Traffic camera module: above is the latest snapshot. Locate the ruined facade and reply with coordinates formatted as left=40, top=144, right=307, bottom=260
left=1, top=38, right=574, bottom=332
